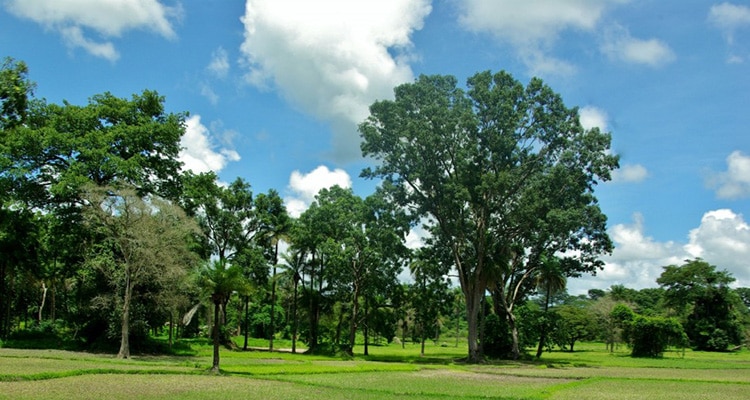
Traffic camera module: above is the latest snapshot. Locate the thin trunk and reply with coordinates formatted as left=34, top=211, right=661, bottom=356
left=211, top=299, right=221, bottom=373
left=535, top=287, right=551, bottom=359
left=243, top=296, right=250, bottom=351
left=168, top=312, right=174, bottom=350
left=49, top=281, right=56, bottom=321
left=38, top=281, right=47, bottom=323
left=420, top=336, right=426, bottom=356
left=269, top=242, right=279, bottom=351
left=401, top=316, right=406, bottom=349
left=455, top=304, right=460, bottom=348
left=292, top=277, right=299, bottom=353
left=363, top=296, right=369, bottom=356
left=346, top=282, right=360, bottom=355
left=117, top=279, right=132, bottom=359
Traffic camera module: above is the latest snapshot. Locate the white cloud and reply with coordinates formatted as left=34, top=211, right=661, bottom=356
left=708, top=150, right=750, bottom=199
left=601, top=24, right=675, bottom=67
left=207, top=47, right=230, bottom=79
left=579, top=106, right=608, bottom=131
left=612, top=164, right=648, bottom=183
left=4, top=0, right=180, bottom=60
left=457, top=0, right=627, bottom=76
left=60, top=26, right=119, bottom=62
left=284, top=166, right=352, bottom=217
left=568, top=209, right=750, bottom=294
left=179, top=115, right=240, bottom=174
left=709, top=2, right=750, bottom=44
left=685, top=209, right=750, bottom=286
left=239, top=0, right=431, bottom=162
left=568, top=213, right=685, bottom=294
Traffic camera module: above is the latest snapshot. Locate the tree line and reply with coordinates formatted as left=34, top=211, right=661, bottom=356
left=2, top=58, right=745, bottom=370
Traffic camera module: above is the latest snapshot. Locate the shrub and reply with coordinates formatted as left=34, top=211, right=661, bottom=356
left=625, top=315, right=686, bottom=357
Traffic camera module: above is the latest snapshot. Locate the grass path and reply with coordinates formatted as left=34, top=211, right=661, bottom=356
left=1, top=342, right=748, bottom=399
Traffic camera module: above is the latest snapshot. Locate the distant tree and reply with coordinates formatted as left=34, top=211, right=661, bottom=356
left=552, top=300, right=599, bottom=352
left=82, top=185, right=199, bottom=359
left=657, top=259, right=743, bottom=351
left=588, top=289, right=606, bottom=301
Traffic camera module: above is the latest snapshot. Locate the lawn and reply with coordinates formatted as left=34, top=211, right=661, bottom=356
left=1, top=341, right=748, bottom=399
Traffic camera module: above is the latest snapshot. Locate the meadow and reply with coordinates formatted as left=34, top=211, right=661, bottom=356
left=1, top=339, right=748, bottom=399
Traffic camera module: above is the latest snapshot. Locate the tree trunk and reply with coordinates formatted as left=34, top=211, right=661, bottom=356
left=292, top=278, right=299, bottom=354
left=363, top=296, right=369, bottom=356
left=346, top=282, right=360, bottom=355
left=536, top=289, right=551, bottom=359
left=465, top=289, right=483, bottom=363
left=211, top=299, right=221, bottom=373
left=269, top=242, right=279, bottom=351
left=243, top=296, right=250, bottom=351
left=168, top=312, right=174, bottom=350
left=38, top=281, right=47, bottom=323
left=508, top=311, right=520, bottom=360
left=117, top=279, right=132, bottom=359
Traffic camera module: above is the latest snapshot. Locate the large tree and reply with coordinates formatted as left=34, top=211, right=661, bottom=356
left=360, top=71, right=617, bottom=362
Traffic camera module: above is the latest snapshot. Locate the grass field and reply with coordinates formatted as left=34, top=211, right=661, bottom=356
left=1, top=340, right=748, bottom=399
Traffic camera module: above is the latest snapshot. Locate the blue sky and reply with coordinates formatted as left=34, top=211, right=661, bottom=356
left=2, top=0, right=749, bottom=293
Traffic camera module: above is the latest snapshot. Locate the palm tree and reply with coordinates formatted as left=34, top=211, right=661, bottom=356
left=282, top=249, right=305, bottom=353
left=534, top=254, right=567, bottom=359
left=198, top=260, right=246, bottom=373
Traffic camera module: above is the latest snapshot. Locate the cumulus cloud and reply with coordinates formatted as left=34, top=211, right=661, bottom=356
left=4, top=0, right=180, bottom=60
left=568, top=209, right=750, bottom=294
left=612, top=164, right=648, bottom=183
left=579, top=106, right=609, bottom=131
left=239, top=0, right=431, bottom=162
left=457, top=0, right=627, bottom=76
left=708, top=151, right=750, bottom=199
left=708, top=2, right=750, bottom=44
left=179, top=115, right=240, bottom=174
left=708, top=3, right=750, bottom=62
left=601, top=24, right=675, bottom=67
left=568, top=213, right=685, bottom=294
left=284, top=166, right=352, bottom=217
left=685, top=209, right=750, bottom=286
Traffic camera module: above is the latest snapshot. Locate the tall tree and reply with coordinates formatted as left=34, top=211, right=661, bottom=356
left=82, top=185, right=199, bottom=358
left=254, top=189, right=291, bottom=351
left=360, top=71, right=617, bottom=362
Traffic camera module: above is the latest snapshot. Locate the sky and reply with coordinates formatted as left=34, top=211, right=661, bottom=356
left=1, top=0, right=749, bottom=294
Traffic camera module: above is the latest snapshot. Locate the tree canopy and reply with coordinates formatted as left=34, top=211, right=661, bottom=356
left=360, top=70, right=617, bottom=362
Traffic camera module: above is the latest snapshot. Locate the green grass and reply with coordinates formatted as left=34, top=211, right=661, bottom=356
left=1, top=341, right=749, bottom=399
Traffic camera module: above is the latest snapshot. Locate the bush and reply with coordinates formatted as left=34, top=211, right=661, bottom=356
left=4, top=320, right=80, bottom=350
left=625, top=315, right=686, bottom=357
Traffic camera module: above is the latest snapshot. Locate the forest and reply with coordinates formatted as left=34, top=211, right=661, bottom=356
left=1, top=57, right=748, bottom=371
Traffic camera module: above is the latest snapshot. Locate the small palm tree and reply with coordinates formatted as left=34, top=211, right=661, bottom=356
left=198, top=260, right=246, bottom=373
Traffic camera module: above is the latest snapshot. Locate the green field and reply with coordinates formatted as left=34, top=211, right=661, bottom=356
left=1, top=341, right=748, bottom=399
